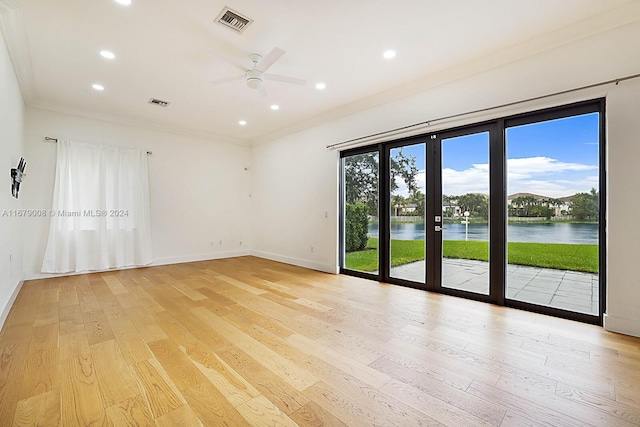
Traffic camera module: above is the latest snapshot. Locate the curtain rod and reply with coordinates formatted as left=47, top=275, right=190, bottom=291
left=44, top=136, right=152, bottom=154
left=326, top=71, right=640, bottom=150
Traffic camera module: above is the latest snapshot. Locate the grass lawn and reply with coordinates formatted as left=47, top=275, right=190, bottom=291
left=345, top=238, right=598, bottom=273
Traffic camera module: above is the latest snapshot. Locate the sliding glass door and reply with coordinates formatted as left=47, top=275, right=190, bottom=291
left=505, top=106, right=602, bottom=318
left=438, top=130, right=491, bottom=296
left=388, top=142, right=427, bottom=283
left=342, top=149, right=380, bottom=276
left=340, top=99, right=604, bottom=325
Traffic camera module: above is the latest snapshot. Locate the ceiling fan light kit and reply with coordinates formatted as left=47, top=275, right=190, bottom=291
left=246, top=69, right=264, bottom=89
left=210, top=47, right=306, bottom=93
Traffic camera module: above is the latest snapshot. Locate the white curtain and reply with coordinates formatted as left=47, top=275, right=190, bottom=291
left=41, top=140, right=153, bottom=273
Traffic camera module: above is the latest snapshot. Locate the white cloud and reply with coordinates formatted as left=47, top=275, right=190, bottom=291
left=443, top=164, right=489, bottom=195
left=394, top=157, right=598, bottom=198
left=507, top=157, right=595, bottom=177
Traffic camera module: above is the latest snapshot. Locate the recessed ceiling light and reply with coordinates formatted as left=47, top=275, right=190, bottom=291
left=92, top=84, right=105, bottom=91
left=315, top=82, right=326, bottom=90
left=383, top=50, right=396, bottom=59
left=100, top=50, right=115, bottom=59
left=270, top=105, right=280, bottom=111
left=114, top=0, right=131, bottom=5
left=238, top=120, right=247, bottom=126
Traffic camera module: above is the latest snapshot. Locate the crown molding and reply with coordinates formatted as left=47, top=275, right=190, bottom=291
left=27, top=103, right=251, bottom=147
left=0, top=0, right=35, bottom=103
left=251, top=1, right=640, bottom=146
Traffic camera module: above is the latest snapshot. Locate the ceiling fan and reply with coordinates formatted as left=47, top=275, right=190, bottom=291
left=210, top=47, right=306, bottom=94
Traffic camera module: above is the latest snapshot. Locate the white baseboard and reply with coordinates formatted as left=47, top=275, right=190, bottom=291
left=250, top=250, right=339, bottom=274
left=604, top=313, right=640, bottom=338
left=23, top=250, right=251, bottom=280
left=0, top=279, right=24, bottom=331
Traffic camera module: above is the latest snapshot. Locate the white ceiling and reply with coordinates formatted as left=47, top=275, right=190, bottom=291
left=1, top=0, right=638, bottom=145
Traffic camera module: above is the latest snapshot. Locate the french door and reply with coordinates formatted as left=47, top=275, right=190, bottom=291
left=381, top=125, right=502, bottom=303
left=341, top=100, right=604, bottom=325
left=342, top=123, right=502, bottom=303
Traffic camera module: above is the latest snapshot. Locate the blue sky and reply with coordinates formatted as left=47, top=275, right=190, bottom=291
left=393, top=112, right=599, bottom=198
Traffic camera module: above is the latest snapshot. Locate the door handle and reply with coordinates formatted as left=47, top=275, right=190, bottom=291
left=435, top=226, right=442, bottom=232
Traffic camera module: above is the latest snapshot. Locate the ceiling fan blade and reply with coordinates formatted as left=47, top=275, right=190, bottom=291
left=264, top=73, right=306, bottom=86
left=257, top=47, right=285, bottom=72
left=210, top=74, right=244, bottom=85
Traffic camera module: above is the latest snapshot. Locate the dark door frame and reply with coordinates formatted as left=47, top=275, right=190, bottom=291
left=340, top=98, right=605, bottom=326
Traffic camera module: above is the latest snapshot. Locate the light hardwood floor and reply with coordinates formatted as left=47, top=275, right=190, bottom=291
left=1, top=256, right=639, bottom=426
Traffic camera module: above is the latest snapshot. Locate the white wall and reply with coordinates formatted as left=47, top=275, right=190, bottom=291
left=250, top=128, right=339, bottom=273
left=23, top=108, right=252, bottom=279
left=0, top=28, right=24, bottom=328
left=605, top=77, right=640, bottom=337
left=250, top=21, right=640, bottom=337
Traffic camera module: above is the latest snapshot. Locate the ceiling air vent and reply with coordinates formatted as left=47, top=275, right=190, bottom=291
left=148, top=98, right=170, bottom=107
left=215, top=7, right=253, bottom=34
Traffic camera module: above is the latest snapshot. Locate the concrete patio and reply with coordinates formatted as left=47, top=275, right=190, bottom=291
left=391, top=258, right=599, bottom=315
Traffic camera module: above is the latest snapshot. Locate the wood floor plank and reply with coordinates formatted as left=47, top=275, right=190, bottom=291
left=217, top=344, right=310, bottom=415
left=18, top=349, right=59, bottom=400
left=76, top=282, right=102, bottom=314
left=1, top=256, right=639, bottom=426
left=34, top=302, right=59, bottom=328
left=60, top=353, right=108, bottom=426
left=147, top=338, right=207, bottom=391
left=82, top=309, right=115, bottom=346
left=290, top=401, right=349, bottom=427
left=58, top=304, right=84, bottom=336
left=235, top=395, right=299, bottom=427
left=91, top=339, right=139, bottom=407
left=107, top=317, right=154, bottom=364
left=467, top=380, right=584, bottom=427
left=304, top=380, right=439, bottom=427
left=153, top=405, right=203, bottom=427
left=129, top=358, right=186, bottom=419
left=369, top=355, right=505, bottom=425
left=7, top=283, right=41, bottom=326
left=287, top=332, right=390, bottom=389
left=39, top=283, right=60, bottom=306
left=191, top=306, right=319, bottom=392
left=58, top=284, right=79, bottom=307
left=380, top=378, right=495, bottom=426
left=182, top=381, right=252, bottom=427
left=102, top=275, right=129, bottom=295
left=13, top=390, right=60, bottom=427
left=59, top=330, right=90, bottom=361
left=178, top=341, right=260, bottom=407
left=28, top=323, right=58, bottom=354
left=122, top=306, right=168, bottom=343
left=0, top=324, right=32, bottom=426
left=105, top=395, right=155, bottom=426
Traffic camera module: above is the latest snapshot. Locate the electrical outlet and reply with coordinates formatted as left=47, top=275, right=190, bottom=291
left=219, top=240, right=222, bottom=245
left=324, top=211, right=328, bottom=218
left=239, top=241, right=242, bottom=246
left=310, top=246, right=314, bottom=253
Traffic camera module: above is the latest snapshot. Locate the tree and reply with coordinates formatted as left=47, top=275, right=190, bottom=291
left=409, top=190, right=425, bottom=217
left=570, top=188, right=599, bottom=221
left=343, top=150, right=420, bottom=252
left=455, top=193, right=489, bottom=219
left=344, top=153, right=379, bottom=216
left=344, top=202, right=369, bottom=252
left=509, top=195, right=537, bottom=217
left=391, top=194, right=406, bottom=216
left=344, top=149, right=419, bottom=216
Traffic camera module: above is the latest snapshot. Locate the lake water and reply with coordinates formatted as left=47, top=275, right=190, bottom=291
left=368, top=222, right=598, bottom=244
